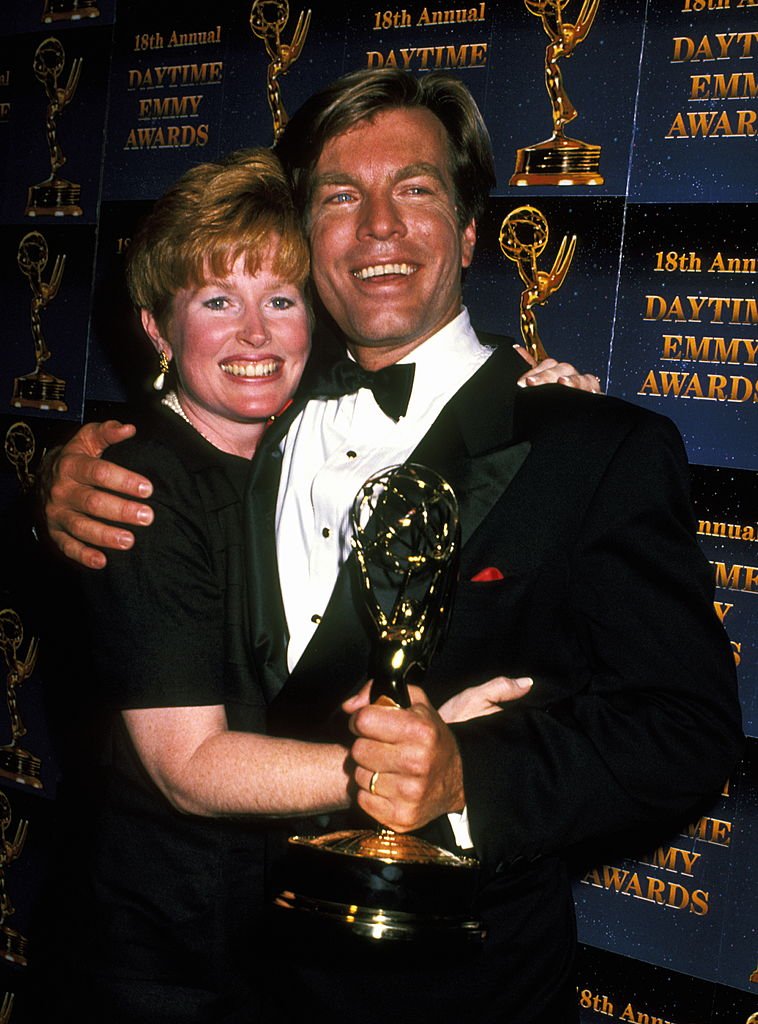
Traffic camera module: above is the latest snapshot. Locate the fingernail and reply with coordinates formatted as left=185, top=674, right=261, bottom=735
left=116, top=532, right=134, bottom=549
left=517, top=379, right=527, bottom=388
left=515, top=677, right=533, bottom=689
left=136, top=508, right=153, bottom=524
left=137, top=482, right=152, bottom=497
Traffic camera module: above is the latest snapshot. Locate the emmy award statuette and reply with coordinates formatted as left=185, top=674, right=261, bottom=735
left=500, top=205, right=576, bottom=362
left=11, top=231, right=68, bottom=412
left=42, top=0, right=100, bottom=22
left=276, top=464, right=484, bottom=946
left=511, top=0, right=604, bottom=186
left=0, top=992, right=14, bottom=1023
left=25, top=36, right=83, bottom=217
left=0, top=792, right=29, bottom=966
left=250, top=0, right=311, bottom=143
left=0, top=611, right=42, bottom=792
left=4, top=424, right=36, bottom=495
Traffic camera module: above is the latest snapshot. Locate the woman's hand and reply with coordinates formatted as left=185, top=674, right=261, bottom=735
left=514, top=346, right=603, bottom=393
left=437, top=675, right=533, bottom=723
left=342, top=675, right=533, bottom=725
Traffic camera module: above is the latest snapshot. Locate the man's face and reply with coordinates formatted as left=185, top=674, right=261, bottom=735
left=307, top=106, right=477, bottom=369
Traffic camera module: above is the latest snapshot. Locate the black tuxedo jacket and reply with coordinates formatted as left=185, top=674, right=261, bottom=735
left=245, top=334, right=742, bottom=1023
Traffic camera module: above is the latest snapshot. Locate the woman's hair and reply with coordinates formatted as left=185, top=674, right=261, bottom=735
left=275, top=68, right=496, bottom=231
left=125, top=148, right=310, bottom=331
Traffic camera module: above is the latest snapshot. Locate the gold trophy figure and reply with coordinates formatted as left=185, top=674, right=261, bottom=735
left=25, top=36, right=83, bottom=217
left=250, top=1, right=311, bottom=143
left=12, top=231, right=68, bottom=412
left=0, top=992, right=14, bottom=1023
left=0, top=793, right=29, bottom=966
left=499, top=205, right=576, bottom=363
left=4, top=424, right=36, bottom=495
left=511, top=0, right=604, bottom=186
left=277, top=465, right=483, bottom=945
left=0, top=611, right=42, bottom=791
left=42, top=0, right=100, bottom=22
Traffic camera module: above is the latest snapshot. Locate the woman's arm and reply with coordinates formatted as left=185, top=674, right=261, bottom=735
left=122, top=703, right=351, bottom=818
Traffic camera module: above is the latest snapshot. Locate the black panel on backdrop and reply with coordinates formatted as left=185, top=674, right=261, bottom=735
left=465, top=194, right=623, bottom=384
left=0, top=26, right=112, bottom=226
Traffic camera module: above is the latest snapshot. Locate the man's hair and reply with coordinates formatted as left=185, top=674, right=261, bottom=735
left=275, top=68, right=496, bottom=230
left=126, top=148, right=310, bottom=331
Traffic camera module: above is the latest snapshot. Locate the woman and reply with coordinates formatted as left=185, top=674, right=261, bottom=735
left=47, top=150, right=523, bottom=1023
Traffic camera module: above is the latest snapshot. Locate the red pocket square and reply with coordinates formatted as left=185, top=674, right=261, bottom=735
left=470, top=566, right=504, bottom=582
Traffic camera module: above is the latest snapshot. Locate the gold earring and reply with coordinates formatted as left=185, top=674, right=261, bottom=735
left=153, top=350, right=170, bottom=391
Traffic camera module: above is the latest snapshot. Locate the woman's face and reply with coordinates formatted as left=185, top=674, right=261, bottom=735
left=143, top=251, right=310, bottom=457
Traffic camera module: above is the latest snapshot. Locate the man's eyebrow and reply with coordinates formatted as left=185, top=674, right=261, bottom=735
left=311, top=162, right=450, bottom=191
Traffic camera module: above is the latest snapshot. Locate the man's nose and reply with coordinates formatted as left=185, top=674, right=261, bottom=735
left=357, top=190, right=406, bottom=240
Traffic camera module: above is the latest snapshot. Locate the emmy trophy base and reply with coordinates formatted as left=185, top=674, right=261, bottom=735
left=25, top=178, right=83, bottom=217
left=274, top=829, right=484, bottom=947
left=0, top=747, right=42, bottom=790
left=12, top=371, right=68, bottom=412
left=510, top=135, right=604, bottom=186
left=43, top=1, right=100, bottom=21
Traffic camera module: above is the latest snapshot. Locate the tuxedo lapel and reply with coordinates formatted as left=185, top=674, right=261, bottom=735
left=245, top=400, right=305, bottom=703
left=409, top=340, right=531, bottom=545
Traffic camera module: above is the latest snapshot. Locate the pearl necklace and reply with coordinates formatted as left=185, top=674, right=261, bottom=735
left=161, top=390, right=214, bottom=446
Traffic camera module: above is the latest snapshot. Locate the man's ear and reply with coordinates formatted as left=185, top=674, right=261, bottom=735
left=140, top=308, right=172, bottom=360
left=461, top=219, right=477, bottom=269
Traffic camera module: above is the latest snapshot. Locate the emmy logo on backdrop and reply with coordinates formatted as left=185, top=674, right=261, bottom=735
left=42, top=0, right=100, bottom=22
left=11, top=231, right=68, bottom=412
left=4, top=424, right=36, bottom=495
left=0, top=611, right=42, bottom=792
left=250, top=1, right=311, bottom=143
left=25, top=36, right=83, bottom=217
left=0, top=792, right=29, bottom=966
left=277, top=464, right=484, bottom=945
left=511, top=0, right=604, bottom=186
left=500, top=205, right=576, bottom=362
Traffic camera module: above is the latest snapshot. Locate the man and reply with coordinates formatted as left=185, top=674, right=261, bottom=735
left=44, top=71, right=741, bottom=1023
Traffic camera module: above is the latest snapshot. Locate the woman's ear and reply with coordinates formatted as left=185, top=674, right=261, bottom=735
left=140, top=308, right=172, bottom=361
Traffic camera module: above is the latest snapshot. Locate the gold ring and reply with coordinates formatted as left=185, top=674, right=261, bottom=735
left=369, top=771, right=380, bottom=795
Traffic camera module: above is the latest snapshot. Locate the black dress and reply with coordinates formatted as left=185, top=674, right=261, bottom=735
left=52, top=406, right=268, bottom=1023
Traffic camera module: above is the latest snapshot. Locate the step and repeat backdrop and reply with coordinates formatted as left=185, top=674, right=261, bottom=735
left=0, top=1, right=755, bottom=1021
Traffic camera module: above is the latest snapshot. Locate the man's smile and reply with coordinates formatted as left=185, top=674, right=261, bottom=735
left=352, top=263, right=418, bottom=280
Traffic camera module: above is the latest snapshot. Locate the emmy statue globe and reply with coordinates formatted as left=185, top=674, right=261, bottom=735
left=500, top=205, right=576, bottom=362
left=250, top=0, right=311, bottom=143
left=4, top=423, right=37, bottom=495
left=12, top=231, right=68, bottom=412
left=511, top=0, right=604, bottom=186
left=42, top=0, right=100, bottom=22
left=25, top=36, right=83, bottom=217
left=276, top=464, right=484, bottom=945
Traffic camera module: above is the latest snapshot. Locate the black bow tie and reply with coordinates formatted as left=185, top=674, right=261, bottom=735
left=312, top=359, right=415, bottom=421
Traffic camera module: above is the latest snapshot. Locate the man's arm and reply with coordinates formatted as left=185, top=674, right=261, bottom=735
left=42, top=421, right=154, bottom=568
left=41, top=359, right=601, bottom=569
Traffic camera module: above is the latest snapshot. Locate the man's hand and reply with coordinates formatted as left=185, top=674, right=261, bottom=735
left=43, top=421, right=153, bottom=569
left=514, top=345, right=603, bottom=393
left=343, top=685, right=465, bottom=832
